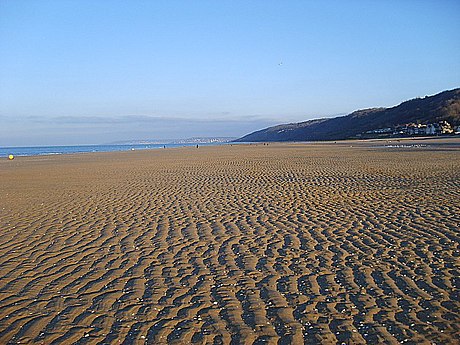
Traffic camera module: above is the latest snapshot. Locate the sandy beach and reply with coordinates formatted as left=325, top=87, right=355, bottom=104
left=0, top=139, right=459, bottom=344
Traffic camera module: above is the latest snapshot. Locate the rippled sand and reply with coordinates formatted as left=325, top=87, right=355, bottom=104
left=0, top=140, right=459, bottom=344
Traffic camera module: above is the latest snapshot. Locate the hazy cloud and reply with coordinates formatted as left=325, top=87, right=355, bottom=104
left=0, top=114, right=280, bottom=146
left=48, top=114, right=278, bottom=125
left=0, top=114, right=275, bottom=124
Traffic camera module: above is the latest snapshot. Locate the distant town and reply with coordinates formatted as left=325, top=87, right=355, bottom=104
left=111, top=137, right=236, bottom=145
left=357, top=121, right=459, bottom=139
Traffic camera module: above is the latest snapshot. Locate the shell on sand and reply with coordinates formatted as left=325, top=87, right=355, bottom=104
left=0, top=139, right=459, bottom=344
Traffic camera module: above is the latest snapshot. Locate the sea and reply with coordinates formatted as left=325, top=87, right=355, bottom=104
left=0, top=143, right=222, bottom=158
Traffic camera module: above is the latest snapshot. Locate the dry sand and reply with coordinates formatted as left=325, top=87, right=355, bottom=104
left=0, top=139, right=459, bottom=344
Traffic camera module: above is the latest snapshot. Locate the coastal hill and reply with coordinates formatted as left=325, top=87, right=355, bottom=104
left=235, top=88, right=460, bottom=142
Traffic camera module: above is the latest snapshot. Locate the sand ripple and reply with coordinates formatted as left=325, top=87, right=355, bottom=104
left=0, top=143, right=459, bottom=344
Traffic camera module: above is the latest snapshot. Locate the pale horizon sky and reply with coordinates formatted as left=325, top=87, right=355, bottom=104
left=1, top=0, right=459, bottom=146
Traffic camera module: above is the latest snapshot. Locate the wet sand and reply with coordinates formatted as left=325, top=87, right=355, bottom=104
left=0, top=139, right=459, bottom=344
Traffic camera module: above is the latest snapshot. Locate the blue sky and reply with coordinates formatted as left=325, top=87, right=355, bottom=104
left=1, top=0, right=459, bottom=146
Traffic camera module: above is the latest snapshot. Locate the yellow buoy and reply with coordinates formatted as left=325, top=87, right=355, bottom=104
left=8, top=154, right=14, bottom=160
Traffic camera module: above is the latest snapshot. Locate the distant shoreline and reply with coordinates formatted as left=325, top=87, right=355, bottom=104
left=3, top=136, right=460, bottom=158
left=0, top=142, right=230, bottom=158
